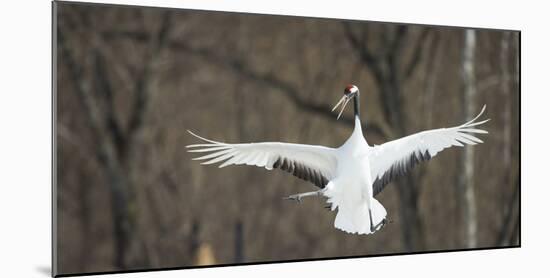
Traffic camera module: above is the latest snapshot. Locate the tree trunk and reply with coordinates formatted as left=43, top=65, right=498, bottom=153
left=234, top=221, right=244, bottom=263
left=500, top=32, right=511, bottom=170
left=461, top=29, right=478, bottom=248
left=106, top=168, right=136, bottom=269
left=396, top=176, right=425, bottom=250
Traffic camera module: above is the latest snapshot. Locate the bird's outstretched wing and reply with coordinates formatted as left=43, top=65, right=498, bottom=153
left=368, top=105, right=489, bottom=196
left=186, top=131, right=338, bottom=188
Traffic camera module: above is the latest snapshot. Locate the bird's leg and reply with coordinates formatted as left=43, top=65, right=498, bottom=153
left=369, top=210, right=375, bottom=233
left=373, top=218, right=387, bottom=231
left=371, top=217, right=392, bottom=232
left=283, top=189, right=325, bottom=203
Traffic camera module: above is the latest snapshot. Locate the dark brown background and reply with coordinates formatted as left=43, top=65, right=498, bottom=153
left=55, top=2, right=519, bottom=275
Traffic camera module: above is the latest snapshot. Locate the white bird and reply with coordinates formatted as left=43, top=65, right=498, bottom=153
left=186, top=84, right=489, bottom=235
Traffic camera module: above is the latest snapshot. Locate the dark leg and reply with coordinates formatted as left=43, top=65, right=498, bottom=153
left=369, top=209, right=375, bottom=233
left=369, top=209, right=388, bottom=232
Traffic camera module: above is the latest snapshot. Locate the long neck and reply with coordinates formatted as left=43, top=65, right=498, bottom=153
left=351, top=94, right=364, bottom=139
left=353, top=93, right=360, bottom=118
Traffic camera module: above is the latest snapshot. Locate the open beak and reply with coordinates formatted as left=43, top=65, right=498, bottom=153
left=331, top=95, right=351, bottom=120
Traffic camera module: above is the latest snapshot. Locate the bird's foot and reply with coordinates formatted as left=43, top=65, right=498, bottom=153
left=368, top=209, right=392, bottom=233
left=283, top=193, right=304, bottom=203
left=283, top=190, right=324, bottom=203
left=373, top=218, right=393, bottom=231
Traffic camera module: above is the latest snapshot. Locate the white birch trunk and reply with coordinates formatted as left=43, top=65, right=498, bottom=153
left=462, top=29, right=478, bottom=248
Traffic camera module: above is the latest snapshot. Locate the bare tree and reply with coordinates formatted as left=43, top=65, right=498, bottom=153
left=57, top=9, right=173, bottom=268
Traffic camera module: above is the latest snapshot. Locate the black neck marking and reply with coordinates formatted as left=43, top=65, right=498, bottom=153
left=353, top=93, right=360, bottom=118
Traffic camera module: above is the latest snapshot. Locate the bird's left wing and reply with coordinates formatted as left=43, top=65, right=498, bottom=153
left=368, top=105, right=489, bottom=196
left=186, top=131, right=338, bottom=188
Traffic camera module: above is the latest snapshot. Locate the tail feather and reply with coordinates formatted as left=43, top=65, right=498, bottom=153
left=331, top=198, right=387, bottom=235
left=324, top=182, right=388, bottom=235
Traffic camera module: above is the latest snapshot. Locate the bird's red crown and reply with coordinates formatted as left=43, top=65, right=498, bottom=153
left=344, top=84, right=357, bottom=94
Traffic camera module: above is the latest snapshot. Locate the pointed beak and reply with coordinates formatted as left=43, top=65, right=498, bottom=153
left=332, top=95, right=351, bottom=120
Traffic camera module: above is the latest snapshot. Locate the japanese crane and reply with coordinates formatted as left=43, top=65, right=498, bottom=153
left=186, top=85, right=489, bottom=235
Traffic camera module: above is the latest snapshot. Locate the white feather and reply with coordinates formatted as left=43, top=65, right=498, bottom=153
left=187, top=104, right=489, bottom=235
left=186, top=130, right=338, bottom=181
left=369, top=105, right=489, bottom=183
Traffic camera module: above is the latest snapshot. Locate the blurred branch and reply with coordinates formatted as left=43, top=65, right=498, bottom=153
left=229, top=59, right=388, bottom=139
left=388, top=26, right=407, bottom=57
left=478, top=75, right=500, bottom=93
left=343, top=23, right=404, bottom=133
left=497, top=174, right=519, bottom=246
left=58, top=29, right=121, bottom=171
left=422, top=31, right=441, bottom=128
left=127, top=13, right=172, bottom=142
left=177, top=43, right=387, bottom=140
left=57, top=123, right=80, bottom=147
left=343, top=23, right=384, bottom=84
left=404, top=29, right=430, bottom=80
left=93, top=51, right=126, bottom=154
left=102, top=29, right=388, bottom=140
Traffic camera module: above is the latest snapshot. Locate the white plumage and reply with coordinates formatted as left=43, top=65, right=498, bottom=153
left=186, top=85, right=489, bottom=235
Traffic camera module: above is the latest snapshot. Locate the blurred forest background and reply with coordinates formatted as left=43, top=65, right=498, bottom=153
left=54, top=2, right=520, bottom=275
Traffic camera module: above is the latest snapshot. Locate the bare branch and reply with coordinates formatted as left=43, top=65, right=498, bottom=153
left=422, top=31, right=441, bottom=128
left=388, top=25, right=408, bottom=58
left=180, top=43, right=387, bottom=140
left=57, top=123, right=80, bottom=147
left=342, top=23, right=385, bottom=83
left=342, top=23, right=403, bottom=131
left=404, top=29, right=430, bottom=80
left=127, top=12, right=173, bottom=141
left=102, top=29, right=389, bottom=140
left=58, top=29, right=121, bottom=170
left=93, top=50, right=126, bottom=154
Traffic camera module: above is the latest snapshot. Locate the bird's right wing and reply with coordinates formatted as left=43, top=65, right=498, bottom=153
left=368, top=105, right=489, bottom=196
left=186, top=131, right=338, bottom=188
